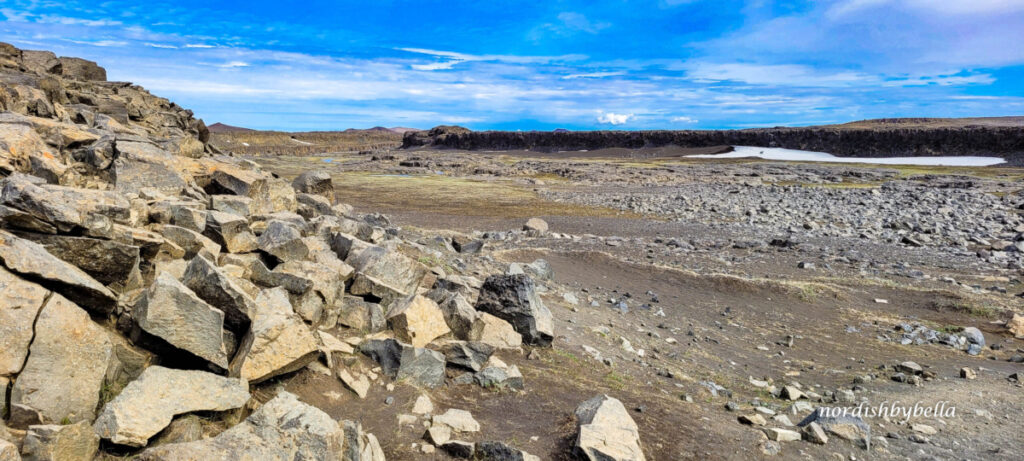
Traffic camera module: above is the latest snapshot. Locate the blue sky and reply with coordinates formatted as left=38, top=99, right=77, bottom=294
left=1, top=0, right=1023, bottom=131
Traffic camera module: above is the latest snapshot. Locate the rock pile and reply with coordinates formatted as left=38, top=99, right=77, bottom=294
left=0, top=43, right=568, bottom=460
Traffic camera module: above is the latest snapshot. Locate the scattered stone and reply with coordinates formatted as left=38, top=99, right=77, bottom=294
left=441, top=440, right=475, bottom=458
left=412, top=394, right=434, bottom=415
left=764, top=428, right=801, bottom=442
left=739, top=414, right=767, bottom=426
left=0, top=266, right=48, bottom=376
left=475, top=441, right=540, bottom=461
left=338, top=368, right=371, bottom=399
left=359, top=338, right=447, bottom=388
left=523, top=218, right=548, bottom=236
left=574, top=395, right=646, bottom=461
left=802, top=422, right=829, bottom=444
left=433, top=409, right=480, bottom=433
left=960, top=367, right=977, bottom=380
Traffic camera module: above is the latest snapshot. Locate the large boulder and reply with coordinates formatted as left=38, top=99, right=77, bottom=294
left=157, top=225, right=221, bottom=260
left=136, top=392, right=384, bottom=461
left=207, top=169, right=296, bottom=215
left=430, top=291, right=479, bottom=340
left=257, top=220, right=309, bottom=263
left=181, top=255, right=255, bottom=334
left=386, top=295, right=451, bottom=347
left=346, top=245, right=426, bottom=305
left=94, top=366, right=250, bottom=447
left=574, top=395, right=646, bottom=461
left=0, top=230, right=117, bottom=314
left=475, top=274, right=553, bottom=346
left=359, top=338, right=446, bottom=388
left=19, top=233, right=141, bottom=287
left=229, top=288, right=319, bottom=384
left=10, top=294, right=114, bottom=425
left=291, top=170, right=334, bottom=200
left=1, top=175, right=129, bottom=236
left=132, top=272, right=229, bottom=369
left=21, top=421, right=100, bottom=461
left=0, top=266, right=48, bottom=376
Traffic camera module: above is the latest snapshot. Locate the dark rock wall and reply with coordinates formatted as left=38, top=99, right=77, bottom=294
left=403, top=126, right=1024, bottom=160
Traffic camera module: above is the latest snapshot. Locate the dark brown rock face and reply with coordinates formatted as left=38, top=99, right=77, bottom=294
left=403, top=125, right=1024, bottom=161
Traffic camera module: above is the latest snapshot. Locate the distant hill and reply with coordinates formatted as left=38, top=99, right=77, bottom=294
left=208, top=122, right=254, bottom=133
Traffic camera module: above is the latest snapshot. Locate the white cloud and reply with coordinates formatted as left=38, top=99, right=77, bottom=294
left=671, top=116, right=699, bottom=123
left=145, top=42, right=178, bottom=49
left=398, top=47, right=586, bottom=71
left=557, top=12, right=611, bottom=34
left=598, top=112, right=634, bottom=125
left=562, top=71, right=625, bottom=79
left=218, top=61, right=249, bottom=68
left=687, top=62, right=873, bottom=87
left=185, top=43, right=215, bottom=48
left=830, top=0, right=1024, bottom=17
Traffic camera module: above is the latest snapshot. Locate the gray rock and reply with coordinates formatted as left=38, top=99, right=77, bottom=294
left=210, top=195, right=252, bottom=216
left=797, top=407, right=871, bottom=449
left=523, top=218, right=548, bottom=236
left=441, top=341, right=495, bottom=372
left=203, top=210, right=257, bottom=254
left=229, top=287, right=319, bottom=384
left=18, top=233, right=141, bottom=288
left=182, top=255, right=255, bottom=334
left=346, top=245, right=426, bottom=305
left=574, top=395, right=646, bottom=461
left=94, top=366, right=250, bottom=447
left=431, top=291, right=479, bottom=340
left=330, top=295, right=386, bottom=332
left=475, top=441, right=540, bottom=461
left=291, top=170, right=334, bottom=200
left=961, top=327, right=985, bottom=347
left=360, top=338, right=446, bottom=388
left=136, top=392, right=384, bottom=461
left=257, top=220, right=309, bottom=263
left=21, top=421, right=99, bottom=461
left=158, top=225, right=221, bottom=260
left=0, top=439, right=16, bottom=461
left=133, top=272, right=229, bottom=369
left=475, top=274, right=554, bottom=346
left=475, top=364, right=524, bottom=390
left=0, top=230, right=117, bottom=314
left=11, top=294, right=114, bottom=425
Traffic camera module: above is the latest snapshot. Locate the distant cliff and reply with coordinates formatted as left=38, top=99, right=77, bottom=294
left=402, top=121, right=1024, bottom=160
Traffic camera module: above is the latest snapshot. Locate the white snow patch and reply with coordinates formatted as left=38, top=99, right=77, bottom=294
left=692, top=146, right=1006, bottom=167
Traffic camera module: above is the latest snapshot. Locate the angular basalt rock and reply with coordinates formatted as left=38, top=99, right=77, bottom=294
left=229, top=287, right=319, bottom=384
left=10, top=294, right=114, bottom=425
left=136, top=392, right=384, bottom=461
left=475, top=274, right=553, bottom=346
left=386, top=295, right=451, bottom=348
left=0, top=266, right=49, bottom=376
left=182, top=255, right=255, bottom=334
left=133, top=272, right=229, bottom=369
left=574, top=395, right=646, bottom=461
left=0, top=230, right=116, bottom=314
left=93, top=366, right=249, bottom=447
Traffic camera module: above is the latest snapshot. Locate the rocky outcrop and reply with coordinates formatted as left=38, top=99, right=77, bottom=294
left=402, top=123, right=1024, bottom=161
